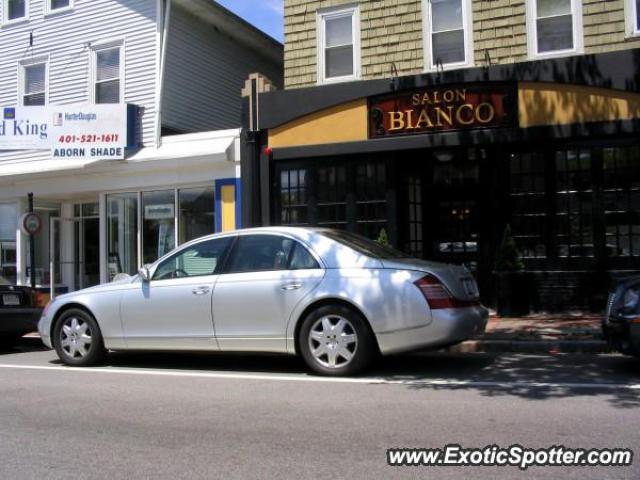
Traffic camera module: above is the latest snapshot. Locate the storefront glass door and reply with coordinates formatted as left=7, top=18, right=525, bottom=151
left=428, top=149, right=481, bottom=272
left=50, top=205, right=100, bottom=299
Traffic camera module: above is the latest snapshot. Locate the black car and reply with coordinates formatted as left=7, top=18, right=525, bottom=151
left=0, top=276, right=43, bottom=347
left=603, top=275, right=640, bottom=358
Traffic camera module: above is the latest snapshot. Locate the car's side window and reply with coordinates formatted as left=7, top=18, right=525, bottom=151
left=226, top=235, right=321, bottom=274
left=226, top=235, right=294, bottom=273
left=152, top=237, right=233, bottom=281
left=289, top=242, right=320, bottom=270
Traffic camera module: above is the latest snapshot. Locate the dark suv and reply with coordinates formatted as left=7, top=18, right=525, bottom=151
left=603, top=275, right=640, bottom=358
left=0, top=276, right=43, bottom=347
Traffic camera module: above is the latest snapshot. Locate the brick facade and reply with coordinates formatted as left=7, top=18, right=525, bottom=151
left=284, top=0, right=640, bottom=89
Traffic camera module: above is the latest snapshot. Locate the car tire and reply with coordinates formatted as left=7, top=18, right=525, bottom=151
left=299, top=304, right=376, bottom=376
left=53, top=309, right=107, bottom=367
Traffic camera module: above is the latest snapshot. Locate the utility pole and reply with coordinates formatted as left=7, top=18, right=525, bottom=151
left=28, top=193, right=36, bottom=289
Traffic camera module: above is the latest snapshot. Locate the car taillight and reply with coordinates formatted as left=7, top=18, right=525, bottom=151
left=414, top=274, right=479, bottom=310
left=32, top=291, right=46, bottom=308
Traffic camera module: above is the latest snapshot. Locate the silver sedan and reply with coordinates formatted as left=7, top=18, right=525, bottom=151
left=38, top=227, right=488, bottom=375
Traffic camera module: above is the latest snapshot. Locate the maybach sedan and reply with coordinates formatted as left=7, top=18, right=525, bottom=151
left=39, top=227, right=488, bottom=375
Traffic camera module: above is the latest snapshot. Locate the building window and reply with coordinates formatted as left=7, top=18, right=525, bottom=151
left=142, top=190, right=176, bottom=265
left=45, top=0, right=73, bottom=15
left=625, top=0, right=640, bottom=36
left=93, top=45, right=122, bottom=104
left=3, top=0, right=28, bottom=23
left=603, top=146, right=640, bottom=257
left=406, top=176, right=423, bottom=257
left=21, top=62, right=46, bottom=106
left=280, top=169, right=308, bottom=226
left=107, top=193, right=138, bottom=280
left=317, top=165, right=348, bottom=229
left=527, top=0, right=583, bottom=58
left=178, top=186, right=216, bottom=244
left=355, top=161, right=387, bottom=240
left=317, top=5, right=360, bottom=84
left=555, top=149, right=594, bottom=258
left=509, top=153, right=547, bottom=258
left=0, top=204, right=17, bottom=284
left=423, top=0, right=474, bottom=70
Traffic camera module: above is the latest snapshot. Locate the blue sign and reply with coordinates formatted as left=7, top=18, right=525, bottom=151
left=3, top=108, right=15, bottom=120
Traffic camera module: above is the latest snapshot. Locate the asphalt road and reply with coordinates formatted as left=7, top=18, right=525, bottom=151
left=0, top=338, right=638, bottom=480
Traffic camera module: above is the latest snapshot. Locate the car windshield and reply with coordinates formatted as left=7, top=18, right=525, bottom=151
left=319, top=230, right=410, bottom=259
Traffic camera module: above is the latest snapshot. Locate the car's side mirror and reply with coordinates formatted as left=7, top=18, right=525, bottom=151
left=138, top=267, right=151, bottom=282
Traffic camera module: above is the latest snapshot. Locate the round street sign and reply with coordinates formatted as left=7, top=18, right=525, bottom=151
left=20, top=212, right=43, bottom=236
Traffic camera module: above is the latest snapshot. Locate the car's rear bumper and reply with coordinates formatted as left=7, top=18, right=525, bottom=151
left=376, top=305, right=489, bottom=355
left=0, top=308, right=42, bottom=335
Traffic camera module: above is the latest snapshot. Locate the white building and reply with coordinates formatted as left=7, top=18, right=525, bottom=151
left=0, top=0, right=282, bottom=297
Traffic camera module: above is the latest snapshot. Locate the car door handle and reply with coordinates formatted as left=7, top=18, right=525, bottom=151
left=281, top=283, right=302, bottom=291
left=192, top=286, right=210, bottom=295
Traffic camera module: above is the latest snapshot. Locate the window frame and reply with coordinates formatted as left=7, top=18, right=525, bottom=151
left=316, top=4, right=361, bottom=85
left=223, top=233, right=323, bottom=274
left=151, top=236, right=234, bottom=281
left=90, top=40, right=125, bottom=104
left=625, top=0, right=640, bottom=37
left=2, top=0, right=29, bottom=26
left=422, top=0, right=475, bottom=71
left=526, top=0, right=584, bottom=60
left=44, top=0, right=74, bottom=16
left=18, top=57, right=48, bottom=106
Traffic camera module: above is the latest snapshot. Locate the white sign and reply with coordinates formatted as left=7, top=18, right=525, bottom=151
left=144, top=204, right=175, bottom=220
left=0, top=104, right=130, bottom=160
left=0, top=107, right=50, bottom=150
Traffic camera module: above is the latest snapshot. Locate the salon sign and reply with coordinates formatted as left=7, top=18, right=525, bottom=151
left=368, top=84, right=518, bottom=138
left=0, top=104, right=136, bottom=159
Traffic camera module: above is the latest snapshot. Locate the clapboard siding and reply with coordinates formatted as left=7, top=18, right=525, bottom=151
left=162, top=5, right=283, bottom=132
left=0, top=0, right=158, bottom=165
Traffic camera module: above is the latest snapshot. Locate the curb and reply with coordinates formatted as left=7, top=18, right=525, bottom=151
left=449, top=339, right=610, bottom=354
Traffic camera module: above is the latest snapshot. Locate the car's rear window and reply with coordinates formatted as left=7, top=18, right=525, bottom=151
left=319, top=230, right=410, bottom=259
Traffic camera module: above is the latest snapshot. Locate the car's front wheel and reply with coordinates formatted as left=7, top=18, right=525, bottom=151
left=53, top=309, right=106, bottom=366
left=299, top=304, right=376, bottom=376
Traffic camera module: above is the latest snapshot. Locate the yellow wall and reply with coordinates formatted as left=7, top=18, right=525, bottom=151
left=220, top=185, right=236, bottom=232
left=269, top=99, right=368, bottom=148
left=518, top=82, right=640, bottom=128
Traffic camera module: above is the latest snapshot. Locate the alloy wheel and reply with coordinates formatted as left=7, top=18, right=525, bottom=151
left=308, top=315, right=358, bottom=368
left=60, top=317, right=93, bottom=359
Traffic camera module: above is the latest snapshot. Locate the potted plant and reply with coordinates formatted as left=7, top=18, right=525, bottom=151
left=493, top=225, right=530, bottom=317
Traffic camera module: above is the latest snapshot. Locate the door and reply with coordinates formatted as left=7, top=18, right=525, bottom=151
left=213, top=234, right=324, bottom=352
left=428, top=149, right=482, bottom=272
left=120, top=236, right=233, bottom=350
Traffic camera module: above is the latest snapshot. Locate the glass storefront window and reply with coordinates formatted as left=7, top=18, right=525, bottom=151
left=142, top=190, right=176, bottom=265
left=603, top=146, right=640, bottom=257
left=178, top=186, right=216, bottom=244
left=0, top=204, right=17, bottom=284
left=107, top=193, right=138, bottom=280
left=509, top=152, right=547, bottom=258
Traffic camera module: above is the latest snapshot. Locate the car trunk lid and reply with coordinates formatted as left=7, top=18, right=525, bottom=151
left=0, top=285, right=34, bottom=308
left=380, top=258, right=479, bottom=301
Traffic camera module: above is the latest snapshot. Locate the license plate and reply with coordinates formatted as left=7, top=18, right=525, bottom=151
left=2, top=294, right=20, bottom=306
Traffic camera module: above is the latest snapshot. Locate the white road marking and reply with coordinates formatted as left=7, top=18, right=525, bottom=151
left=0, top=363, right=639, bottom=390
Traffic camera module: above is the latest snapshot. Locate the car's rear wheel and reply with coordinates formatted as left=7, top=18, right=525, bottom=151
left=299, top=304, right=375, bottom=376
left=53, top=309, right=106, bottom=366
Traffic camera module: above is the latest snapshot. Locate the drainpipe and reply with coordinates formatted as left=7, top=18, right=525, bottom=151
left=154, top=0, right=172, bottom=149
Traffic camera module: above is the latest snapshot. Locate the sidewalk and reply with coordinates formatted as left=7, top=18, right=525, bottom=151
left=451, top=312, right=608, bottom=354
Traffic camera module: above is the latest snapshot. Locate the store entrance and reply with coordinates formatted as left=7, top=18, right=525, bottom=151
left=50, top=202, right=100, bottom=299
left=399, top=148, right=485, bottom=274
